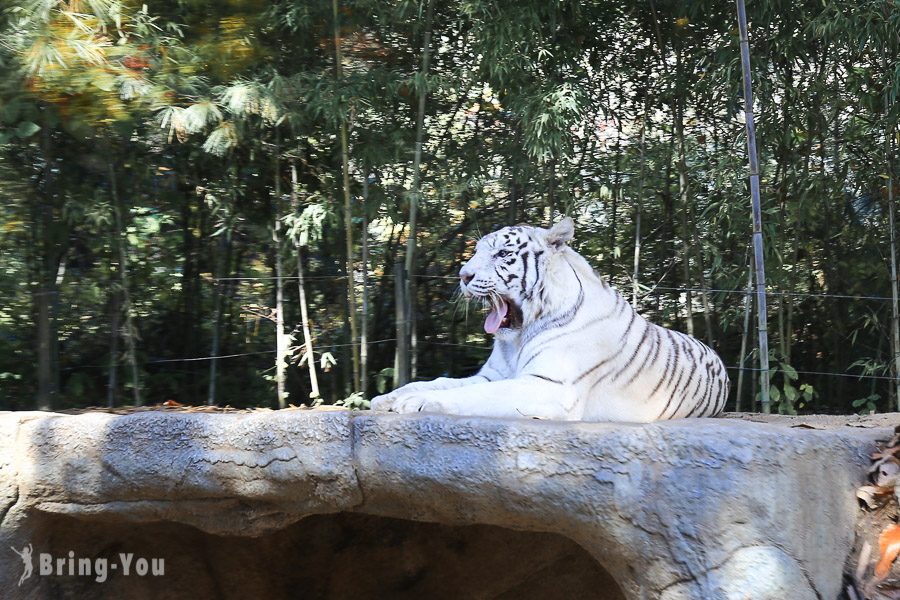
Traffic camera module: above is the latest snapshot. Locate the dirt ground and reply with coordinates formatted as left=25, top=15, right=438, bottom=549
left=45, top=403, right=900, bottom=427
left=719, top=411, right=899, bottom=430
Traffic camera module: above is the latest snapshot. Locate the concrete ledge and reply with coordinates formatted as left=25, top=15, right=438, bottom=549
left=0, top=410, right=891, bottom=599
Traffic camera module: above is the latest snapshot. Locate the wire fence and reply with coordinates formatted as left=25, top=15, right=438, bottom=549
left=140, top=338, right=493, bottom=365
left=43, top=270, right=892, bottom=394
left=107, top=269, right=900, bottom=389
left=725, top=365, right=897, bottom=381
left=139, top=350, right=892, bottom=383
left=214, top=274, right=460, bottom=281
left=646, top=285, right=895, bottom=302
left=139, top=351, right=891, bottom=383
left=214, top=273, right=897, bottom=302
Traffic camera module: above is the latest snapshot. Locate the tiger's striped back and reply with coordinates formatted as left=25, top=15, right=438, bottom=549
left=575, top=287, right=730, bottom=420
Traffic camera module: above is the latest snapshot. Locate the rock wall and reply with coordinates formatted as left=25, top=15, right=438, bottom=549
left=0, top=410, right=891, bottom=599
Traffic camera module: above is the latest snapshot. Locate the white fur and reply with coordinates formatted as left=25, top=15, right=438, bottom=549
left=371, top=219, right=729, bottom=422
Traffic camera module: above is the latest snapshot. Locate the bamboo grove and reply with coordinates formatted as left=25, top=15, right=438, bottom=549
left=0, top=0, right=898, bottom=414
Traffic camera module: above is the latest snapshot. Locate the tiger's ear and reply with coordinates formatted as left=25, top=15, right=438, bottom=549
left=546, top=217, right=574, bottom=249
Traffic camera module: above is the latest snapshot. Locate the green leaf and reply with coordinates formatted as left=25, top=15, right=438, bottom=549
left=376, top=367, right=394, bottom=394
left=769, top=385, right=781, bottom=403
left=15, top=122, right=40, bottom=138
left=780, top=363, right=798, bottom=381
left=799, top=383, right=815, bottom=402
left=1, top=101, right=21, bottom=123
left=784, top=383, right=798, bottom=403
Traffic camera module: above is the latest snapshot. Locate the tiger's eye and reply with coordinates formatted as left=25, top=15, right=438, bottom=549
left=497, top=250, right=511, bottom=258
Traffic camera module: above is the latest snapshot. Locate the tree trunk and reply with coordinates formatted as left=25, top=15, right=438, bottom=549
left=674, top=84, right=694, bottom=337
left=361, top=171, right=371, bottom=396
left=548, top=158, right=558, bottom=223
left=778, top=57, right=797, bottom=366
left=181, top=169, right=206, bottom=400
left=107, top=281, right=120, bottom=408
left=508, top=179, right=519, bottom=224
left=690, top=206, right=715, bottom=347
left=291, top=158, right=321, bottom=401
left=35, top=283, right=56, bottom=410
left=34, top=120, right=60, bottom=410
left=886, top=95, right=900, bottom=409
left=784, top=236, right=799, bottom=364
left=393, top=260, right=410, bottom=387
left=609, top=127, right=622, bottom=277
left=736, top=0, right=771, bottom=412
left=339, top=122, right=359, bottom=394
left=332, top=0, right=360, bottom=392
left=632, top=100, right=649, bottom=308
left=410, top=290, right=418, bottom=381
left=736, top=264, right=753, bottom=412
left=109, top=161, right=141, bottom=406
left=207, top=232, right=230, bottom=406
left=400, top=0, right=434, bottom=386
left=777, top=294, right=786, bottom=361
left=273, top=138, right=288, bottom=408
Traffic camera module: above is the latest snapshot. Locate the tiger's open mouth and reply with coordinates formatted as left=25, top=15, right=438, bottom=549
left=483, top=296, right=524, bottom=334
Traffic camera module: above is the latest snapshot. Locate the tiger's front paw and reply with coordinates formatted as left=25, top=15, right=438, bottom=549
left=371, top=393, right=448, bottom=414
left=397, top=394, right=442, bottom=414
left=370, top=392, right=401, bottom=412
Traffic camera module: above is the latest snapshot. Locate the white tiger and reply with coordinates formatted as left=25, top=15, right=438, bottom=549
left=371, top=217, right=729, bottom=422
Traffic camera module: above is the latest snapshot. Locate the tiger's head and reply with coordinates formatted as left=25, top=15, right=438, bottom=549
left=459, top=217, right=575, bottom=335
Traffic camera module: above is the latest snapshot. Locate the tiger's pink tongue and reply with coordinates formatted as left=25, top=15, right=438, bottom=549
left=484, top=300, right=508, bottom=334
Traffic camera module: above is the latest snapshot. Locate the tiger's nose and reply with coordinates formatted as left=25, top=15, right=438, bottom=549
left=460, top=268, right=474, bottom=286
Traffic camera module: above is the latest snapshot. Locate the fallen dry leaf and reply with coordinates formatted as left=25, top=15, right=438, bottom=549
left=161, top=399, right=183, bottom=407
left=875, top=523, right=900, bottom=580
left=858, top=485, right=896, bottom=510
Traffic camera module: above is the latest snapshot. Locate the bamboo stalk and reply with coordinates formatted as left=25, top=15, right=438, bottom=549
left=632, top=99, right=649, bottom=308
left=610, top=126, right=622, bottom=277
left=886, top=93, right=900, bottom=410
left=35, top=117, right=59, bottom=410
left=109, top=161, right=141, bottom=407
left=634, top=3, right=663, bottom=308
left=736, top=264, right=753, bottom=412
left=333, top=0, right=360, bottom=393
left=400, top=0, right=434, bottom=386
left=394, top=260, right=409, bottom=387
left=736, top=0, right=771, bottom=412
left=207, top=233, right=228, bottom=406
left=291, top=159, right=321, bottom=401
left=106, top=283, right=119, bottom=408
left=693, top=237, right=716, bottom=347
left=361, top=171, right=370, bottom=396
left=273, top=135, right=288, bottom=408
left=674, top=77, right=694, bottom=337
